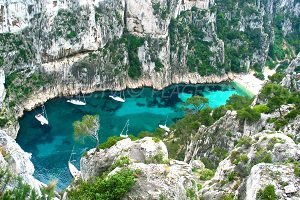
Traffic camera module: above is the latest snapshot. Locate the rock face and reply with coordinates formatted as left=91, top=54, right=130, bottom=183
left=281, top=52, right=300, bottom=92
left=0, top=69, right=5, bottom=107
left=81, top=137, right=168, bottom=180
left=0, top=130, right=44, bottom=193
left=80, top=137, right=199, bottom=199
left=200, top=130, right=300, bottom=200
left=246, top=164, right=300, bottom=200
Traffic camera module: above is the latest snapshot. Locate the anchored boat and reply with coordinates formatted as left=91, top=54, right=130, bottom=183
left=159, top=116, right=170, bottom=132
left=68, top=150, right=81, bottom=178
left=35, top=105, right=49, bottom=125
left=120, top=119, right=129, bottom=138
left=109, top=91, right=126, bottom=103
left=67, top=92, right=86, bottom=106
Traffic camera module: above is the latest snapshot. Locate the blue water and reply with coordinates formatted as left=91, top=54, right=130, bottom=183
left=16, top=83, right=247, bottom=190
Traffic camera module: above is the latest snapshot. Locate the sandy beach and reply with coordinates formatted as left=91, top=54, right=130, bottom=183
left=233, top=68, right=276, bottom=96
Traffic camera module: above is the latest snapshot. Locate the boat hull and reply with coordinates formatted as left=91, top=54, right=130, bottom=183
left=35, top=114, right=49, bottom=125
left=109, top=95, right=125, bottom=103
left=67, top=99, right=86, bottom=106
left=159, top=124, right=170, bottom=132
left=68, top=162, right=81, bottom=178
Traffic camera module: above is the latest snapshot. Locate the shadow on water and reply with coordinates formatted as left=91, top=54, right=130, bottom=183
left=16, top=83, right=247, bottom=190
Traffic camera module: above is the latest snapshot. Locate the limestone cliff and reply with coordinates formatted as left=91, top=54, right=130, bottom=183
left=0, top=130, right=44, bottom=194
left=77, top=137, right=199, bottom=200
left=0, top=0, right=299, bottom=132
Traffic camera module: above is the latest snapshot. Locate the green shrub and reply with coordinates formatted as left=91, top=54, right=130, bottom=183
left=256, top=184, right=278, bottom=200
left=68, top=168, right=136, bottom=200
left=222, top=193, right=234, bottom=200
left=154, top=59, right=164, bottom=72
left=293, top=162, right=300, bottom=177
left=111, top=156, right=130, bottom=169
left=212, top=106, right=228, bottom=121
left=199, top=168, right=215, bottom=181
left=0, top=118, right=8, bottom=127
left=227, top=171, right=236, bottom=182
left=253, top=148, right=272, bottom=165
left=267, top=137, right=284, bottom=150
left=268, top=73, right=284, bottom=83
left=237, top=136, right=253, bottom=148
left=254, top=72, right=265, bottom=80
left=97, top=136, right=123, bottom=150
left=230, top=151, right=249, bottom=165
left=253, top=105, right=270, bottom=114
left=237, top=107, right=261, bottom=123
left=226, top=95, right=252, bottom=110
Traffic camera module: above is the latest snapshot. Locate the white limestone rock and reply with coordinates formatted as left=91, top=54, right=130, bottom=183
left=0, top=130, right=44, bottom=193
left=246, top=164, right=300, bottom=200
left=81, top=137, right=168, bottom=180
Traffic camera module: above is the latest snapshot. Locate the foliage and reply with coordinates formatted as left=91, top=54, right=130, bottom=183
left=252, top=105, right=270, bottom=114
left=267, top=137, right=284, bottom=150
left=5, top=71, right=54, bottom=104
left=110, top=157, right=131, bottom=170
left=268, top=73, right=284, bottom=84
left=154, top=59, right=164, bottom=72
left=73, top=115, right=100, bottom=147
left=183, top=96, right=209, bottom=112
left=199, top=168, right=215, bottom=181
left=68, top=168, right=136, bottom=200
left=212, top=105, right=228, bottom=121
left=254, top=72, right=265, bottom=80
left=97, top=136, right=123, bottom=150
left=252, top=148, right=272, bottom=165
left=256, top=185, right=278, bottom=200
left=259, top=83, right=290, bottom=114
left=294, top=162, right=300, bottom=177
left=125, top=35, right=145, bottom=80
left=0, top=169, right=56, bottom=200
left=237, top=136, right=253, bottom=148
left=237, top=106, right=261, bottom=123
left=230, top=151, right=248, bottom=165
left=226, top=95, right=252, bottom=110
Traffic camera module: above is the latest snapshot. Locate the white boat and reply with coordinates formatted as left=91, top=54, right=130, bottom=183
left=159, top=124, right=170, bottom=132
left=109, top=95, right=125, bottom=103
left=120, top=119, right=129, bottom=138
left=68, top=161, right=81, bottom=178
left=68, top=150, right=81, bottom=178
left=159, top=116, right=170, bottom=132
left=67, top=99, right=86, bottom=106
left=67, top=92, right=86, bottom=106
left=35, top=105, right=49, bottom=125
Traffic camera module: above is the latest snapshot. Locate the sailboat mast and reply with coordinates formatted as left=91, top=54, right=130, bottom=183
left=42, top=105, right=48, bottom=120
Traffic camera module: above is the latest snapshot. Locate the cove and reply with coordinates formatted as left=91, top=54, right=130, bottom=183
left=16, top=83, right=248, bottom=190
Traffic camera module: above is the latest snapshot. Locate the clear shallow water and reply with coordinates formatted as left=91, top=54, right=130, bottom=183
left=16, top=83, right=247, bottom=190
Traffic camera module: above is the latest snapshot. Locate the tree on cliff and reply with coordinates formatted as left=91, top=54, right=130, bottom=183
left=183, top=95, right=209, bottom=112
left=73, top=115, right=100, bottom=147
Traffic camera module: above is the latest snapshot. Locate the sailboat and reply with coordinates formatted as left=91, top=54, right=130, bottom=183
left=159, top=116, right=170, bottom=132
left=68, top=150, right=81, bottom=178
left=109, top=90, right=125, bottom=103
left=67, top=92, right=86, bottom=106
left=120, top=119, right=129, bottom=138
left=35, top=105, right=49, bottom=125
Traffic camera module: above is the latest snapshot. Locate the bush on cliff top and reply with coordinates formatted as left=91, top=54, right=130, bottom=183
left=68, top=168, right=136, bottom=200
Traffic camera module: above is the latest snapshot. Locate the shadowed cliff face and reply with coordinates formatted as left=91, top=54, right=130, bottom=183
left=0, top=0, right=299, bottom=130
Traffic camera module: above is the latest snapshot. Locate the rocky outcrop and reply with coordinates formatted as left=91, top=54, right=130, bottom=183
left=80, top=137, right=199, bottom=200
left=246, top=164, right=300, bottom=200
left=0, top=130, right=44, bottom=193
left=81, top=137, right=168, bottom=180
left=281, top=52, right=300, bottom=92
left=200, top=130, right=300, bottom=199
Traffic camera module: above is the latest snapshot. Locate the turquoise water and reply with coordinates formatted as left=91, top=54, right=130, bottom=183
left=16, top=83, right=247, bottom=190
